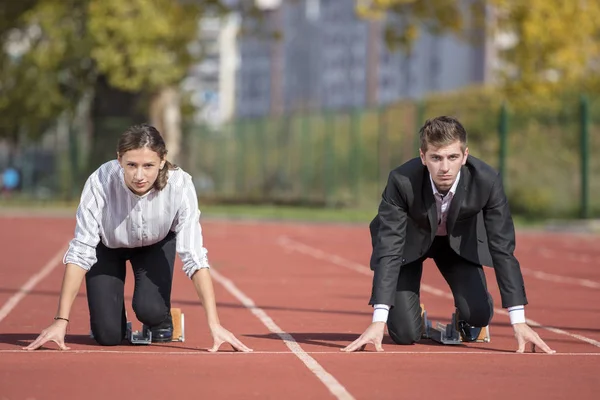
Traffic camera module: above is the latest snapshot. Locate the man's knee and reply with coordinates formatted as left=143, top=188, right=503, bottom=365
left=458, top=302, right=493, bottom=327
left=387, top=322, right=422, bottom=345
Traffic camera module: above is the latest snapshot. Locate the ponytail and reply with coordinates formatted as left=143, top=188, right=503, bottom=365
left=154, top=160, right=177, bottom=191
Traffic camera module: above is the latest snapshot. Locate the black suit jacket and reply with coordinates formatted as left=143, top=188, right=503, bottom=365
left=368, top=155, right=527, bottom=309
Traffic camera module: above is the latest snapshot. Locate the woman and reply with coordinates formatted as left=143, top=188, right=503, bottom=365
left=25, top=123, right=252, bottom=352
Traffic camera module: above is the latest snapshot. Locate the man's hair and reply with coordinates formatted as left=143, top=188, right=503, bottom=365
left=117, top=123, right=177, bottom=191
left=419, top=116, right=467, bottom=153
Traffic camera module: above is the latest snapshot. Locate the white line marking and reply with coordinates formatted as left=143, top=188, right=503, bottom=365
left=209, top=268, right=355, bottom=400
left=0, top=245, right=67, bottom=324
left=521, top=267, right=600, bottom=289
left=278, top=236, right=600, bottom=349
left=537, top=247, right=596, bottom=264
left=2, top=350, right=599, bottom=356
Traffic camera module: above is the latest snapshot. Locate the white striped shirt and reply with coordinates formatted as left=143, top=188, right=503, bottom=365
left=63, top=160, right=210, bottom=278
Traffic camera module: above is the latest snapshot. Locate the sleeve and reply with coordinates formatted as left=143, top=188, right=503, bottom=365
left=368, top=172, right=409, bottom=307
left=173, top=176, right=211, bottom=278
left=482, top=173, right=528, bottom=308
left=63, top=176, right=102, bottom=271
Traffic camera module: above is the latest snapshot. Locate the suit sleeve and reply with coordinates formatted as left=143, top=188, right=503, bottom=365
left=368, top=172, right=408, bottom=307
left=483, top=173, right=528, bottom=308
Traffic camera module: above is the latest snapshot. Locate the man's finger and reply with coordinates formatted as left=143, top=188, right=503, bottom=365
left=374, top=342, right=384, bottom=352
left=532, top=336, right=555, bottom=354
left=208, top=341, right=223, bottom=352
left=341, top=338, right=364, bottom=352
left=515, top=336, right=526, bottom=353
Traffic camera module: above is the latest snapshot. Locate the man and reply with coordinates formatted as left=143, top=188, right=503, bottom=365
left=342, top=116, right=554, bottom=354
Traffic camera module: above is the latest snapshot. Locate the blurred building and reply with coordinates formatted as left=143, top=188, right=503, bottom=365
left=185, top=0, right=498, bottom=124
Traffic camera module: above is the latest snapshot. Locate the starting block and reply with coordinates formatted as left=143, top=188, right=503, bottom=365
left=170, top=307, right=185, bottom=343
left=89, top=308, right=186, bottom=344
left=421, top=304, right=490, bottom=345
left=126, top=307, right=185, bottom=344
left=127, top=321, right=152, bottom=345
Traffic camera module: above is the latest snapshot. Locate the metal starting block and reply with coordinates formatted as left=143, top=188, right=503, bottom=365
left=421, top=304, right=490, bottom=345
left=422, top=310, right=462, bottom=345
left=127, top=321, right=152, bottom=345
left=90, top=308, right=185, bottom=345
left=126, top=308, right=185, bottom=345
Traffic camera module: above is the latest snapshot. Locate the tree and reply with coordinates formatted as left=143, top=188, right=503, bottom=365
left=356, top=0, right=600, bottom=96
left=0, top=0, right=264, bottom=165
left=490, top=0, right=600, bottom=97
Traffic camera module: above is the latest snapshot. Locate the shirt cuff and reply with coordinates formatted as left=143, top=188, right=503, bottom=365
left=508, top=305, right=526, bottom=324
left=372, top=304, right=390, bottom=323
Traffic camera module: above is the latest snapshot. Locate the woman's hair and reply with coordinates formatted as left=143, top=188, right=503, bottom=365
left=117, top=123, right=177, bottom=191
left=419, top=116, right=467, bottom=153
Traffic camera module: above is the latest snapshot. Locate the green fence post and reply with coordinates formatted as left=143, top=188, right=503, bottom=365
left=378, top=106, right=389, bottom=194
left=414, top=101, right=425, bottom=155
left=350, top=109, right=361, bottom=205
left=235, top=120, right=246, bottom=196
left=301, top=113, right=312, bottom=202
left=257, top=118, right=267, bottom=199
left=580, top=95, right=590, bottom=219
left=215, top=124, right=227, bottom=196
left=498, top=101, right=508, bottom=187
left=324, top=112, right=335, bottom=207
left=68, top=123, right=79, bottom=200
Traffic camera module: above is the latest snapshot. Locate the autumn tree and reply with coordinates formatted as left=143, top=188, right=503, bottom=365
left=356, top=0, right=600, bottom=96
left=0, top=0, right=262, bottom=170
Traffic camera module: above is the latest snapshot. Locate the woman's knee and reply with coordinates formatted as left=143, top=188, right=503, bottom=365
left=91, top=326, right=124, bottom=346
left=132, top=301, right=169, bottom=327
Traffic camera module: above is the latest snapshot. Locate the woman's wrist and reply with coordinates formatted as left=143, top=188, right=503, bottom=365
left=53, top=317, right=69, bottom=327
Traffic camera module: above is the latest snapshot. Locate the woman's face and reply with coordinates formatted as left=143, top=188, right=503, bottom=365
left=118, top=147, right=164, bottom=195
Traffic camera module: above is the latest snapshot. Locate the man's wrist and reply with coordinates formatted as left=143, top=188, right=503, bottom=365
left=508, top=305, right=526, bottom=324
left=372, top=304, right=390, bottom=323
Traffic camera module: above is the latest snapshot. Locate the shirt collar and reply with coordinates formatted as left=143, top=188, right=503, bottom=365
left=429, top=170, right=461, bottom=198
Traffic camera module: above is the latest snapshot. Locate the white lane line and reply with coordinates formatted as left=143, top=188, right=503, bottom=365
left=0, top=245, right=68, bottom=324
left=2, top=350, right=599, bottom=356
left=277, top=236, right=600, bottom=349
left=209, top=268, right=355, bottom=400
left=537, top=247, right=597, bottom=264
left=520, top=268, right=600, bottom=289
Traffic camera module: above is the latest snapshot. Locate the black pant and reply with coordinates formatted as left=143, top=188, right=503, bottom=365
left=85, top=231, right=176, bottom=346
left=387, top=236, right=494, bottom=345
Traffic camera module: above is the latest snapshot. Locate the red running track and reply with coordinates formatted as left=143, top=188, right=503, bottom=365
left=0, top=216, right=599, bottom=400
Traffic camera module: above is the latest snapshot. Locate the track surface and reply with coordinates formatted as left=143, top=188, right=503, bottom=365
left=1, top=216, right=599, bottom=399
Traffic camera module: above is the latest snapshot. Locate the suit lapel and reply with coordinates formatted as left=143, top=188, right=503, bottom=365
left=423, top=170, right=438, bottom=242
left=445, top=165, right=469, bottom=235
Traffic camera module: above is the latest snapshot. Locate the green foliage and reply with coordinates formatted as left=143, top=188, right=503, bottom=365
left=357, top=0, right=600, bottom=95
left=0, top=0, right=241, bottom=141
left=0, top=0, right=92, bottom=140
left=87, top=0, right=201, bottom=91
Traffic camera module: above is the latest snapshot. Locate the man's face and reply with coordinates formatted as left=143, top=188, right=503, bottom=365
left=420, top=140, right=468, bottom=193
left=118, top=147, right=164, bottom=195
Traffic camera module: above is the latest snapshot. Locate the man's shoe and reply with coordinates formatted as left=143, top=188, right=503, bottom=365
left=457, top=320, right=482, bottom=342
left=150, top=327, right=173, bottom=343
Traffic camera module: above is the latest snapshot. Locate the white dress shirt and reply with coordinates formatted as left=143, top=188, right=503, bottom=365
left=63, top=160, right=210, bottom=278
left=372, top=171, right=525, bottom=325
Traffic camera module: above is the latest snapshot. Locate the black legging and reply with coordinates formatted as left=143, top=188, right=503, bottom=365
left=85, top=231, right=176, bottom=346
left=387, top=235, right=494, bottom=345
